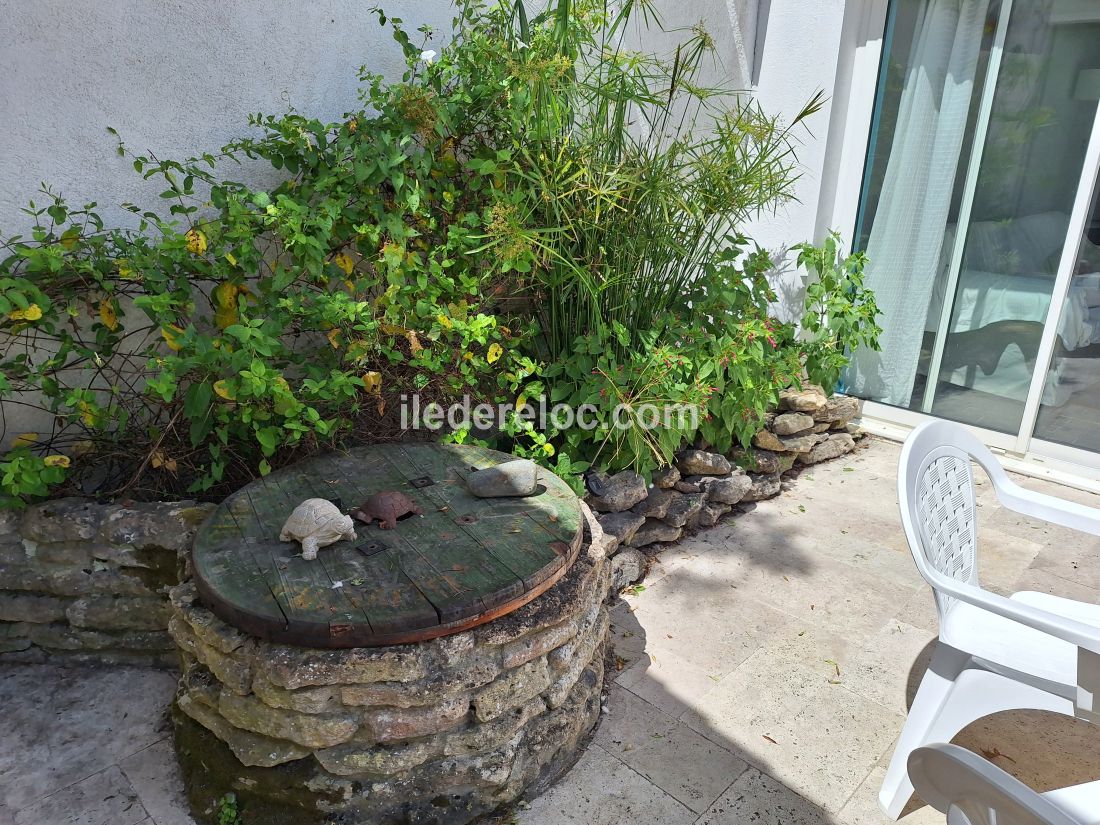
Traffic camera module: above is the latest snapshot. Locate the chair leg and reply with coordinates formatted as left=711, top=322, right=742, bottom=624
left=879, top=644, right=1076, bottom=819
left=880, top=644, right=971, bottom=819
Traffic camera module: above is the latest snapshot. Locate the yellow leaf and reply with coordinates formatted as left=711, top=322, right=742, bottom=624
left=487, top=342, right=503, bottom=364
left=98, top=298, right=119, bottom=331
left=463, top=351, right=473, bottom=362
left=225, top=252, right=238, bottom=267
left=542, top=443, right=555, bottom=457
left=346, top=339, right=371, bottom=362
left=77, top=401, right=97, bottom=427
left=117, top=259, right=139, bottom=280
left=516, top=394, right=527, bottom=410
left=213, top=379, right=236, bottom=401
left=361, top=371, right=382, bottom=395
left=43, top=455, right=71, bottom=468
left=406, top=330, right=423, bottom=355
left=60, top=226, right=81, bottom=250
left=334, top=252, right=355, bottom=276
left=9, top=303, right=43, bottom=322
left=185, top=228, right=207, bottom=255
left=11, top=433, right=38, bottom=448
left=151, top=451, right=178, bottom=473
left=437, top=314, right=453, bottom=330
left=379, top=323, right=406, bottom=336
left=212, top=282, right=240, bottom=330
left=326, top=328, right=341, bottom=350
left=161, top=325, right=184, bottom=351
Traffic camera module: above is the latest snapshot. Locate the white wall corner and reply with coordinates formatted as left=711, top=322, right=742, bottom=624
left=745, top=0, right=852, bottom=321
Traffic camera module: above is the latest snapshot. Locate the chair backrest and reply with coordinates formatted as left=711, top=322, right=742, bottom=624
left=909, top=744, right=1083, bottom=825
left=898, top=421, right=1005, bottom=619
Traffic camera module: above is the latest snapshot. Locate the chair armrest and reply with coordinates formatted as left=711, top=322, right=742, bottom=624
left=992, top=476, right=1100, bottom=538
left=938, top=578, right=1100, bottom=716
left=935, top=576, right=1100, bottom=655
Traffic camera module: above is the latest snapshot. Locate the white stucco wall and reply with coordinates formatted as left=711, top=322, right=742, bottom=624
left=0, top=0, right=765, bottom=236
left=0, top=0, right=456, bottom=234
left=742, top=0, right=854, bottom=321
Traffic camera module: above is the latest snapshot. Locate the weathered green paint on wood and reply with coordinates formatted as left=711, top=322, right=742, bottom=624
left=191, top=444, right=584, bottom=647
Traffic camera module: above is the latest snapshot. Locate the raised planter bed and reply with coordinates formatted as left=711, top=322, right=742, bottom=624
left=169, top=531, right=612, bottom=824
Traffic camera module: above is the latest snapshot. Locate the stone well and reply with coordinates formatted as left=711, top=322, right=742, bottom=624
left=168, top=537, right=611, bottom=825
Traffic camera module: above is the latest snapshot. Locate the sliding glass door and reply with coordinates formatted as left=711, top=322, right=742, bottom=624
left=847, top=0, right=1100, bottom=464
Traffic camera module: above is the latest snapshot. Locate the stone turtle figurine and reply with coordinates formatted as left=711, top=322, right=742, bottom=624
left=279, top=498, right=356, bottom=560
left=351, top=491, right=423, bottom=530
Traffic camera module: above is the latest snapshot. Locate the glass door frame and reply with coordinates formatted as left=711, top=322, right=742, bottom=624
left=826, top=0, right=1100, bottom=481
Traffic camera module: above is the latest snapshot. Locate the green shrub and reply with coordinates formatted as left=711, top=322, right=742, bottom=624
left=0, top=17, right=540, bottom=506
left=0, top=0, right=879, bottom=506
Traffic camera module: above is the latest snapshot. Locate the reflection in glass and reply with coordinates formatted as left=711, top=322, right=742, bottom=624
left=928, top=4, right=1100, bottom=433
left=845, top=0, right=1100, bottom=441
left=1033, top=179, right=1100, bottom=453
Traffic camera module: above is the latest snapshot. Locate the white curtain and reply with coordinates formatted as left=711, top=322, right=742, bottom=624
left=846, top=0, right=989, bottom=406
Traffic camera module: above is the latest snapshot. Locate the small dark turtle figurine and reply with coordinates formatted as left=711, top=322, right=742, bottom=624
left=350, top=491, right=423, bottom=530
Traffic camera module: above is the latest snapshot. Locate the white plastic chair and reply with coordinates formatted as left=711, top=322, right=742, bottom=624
left=880, top=419, right=1100, bottom=819
left=909, top=743, right=1100, bottom=825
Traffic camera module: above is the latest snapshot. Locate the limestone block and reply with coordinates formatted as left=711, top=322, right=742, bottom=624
left=501, top=615, right=580, bottom=669
left=595, top=511, right=645, bottom=546
left=359, top=694, right=470, bottom=742
left=66, top=595, right=168, bottom=631
left=218, top=691, right=359, bottom=749
left=0, top=591, right=69, bottom=624
left=177, top=693, right=310, bottom=767
left=772, top=412, right=815, bottom=435
left=779, top=385, right=827, bottom=413
left=743, top=473, right=782, bottom=502
left=610, top=548, right=645, bottom=590
left=473, top=658, right=551, bottom=722
left=797, top=433, right=856, bottom=465
left=651, top=466, right=680, bottom=489
left=20, top=498, right=104, bottom=543
left=675, top=449, right=731, bottom=476
left=586, top=471, right=648, bottom=513
left=631, top=520, right=682, bottom=547
left=661, top=493, right=706, bottom=528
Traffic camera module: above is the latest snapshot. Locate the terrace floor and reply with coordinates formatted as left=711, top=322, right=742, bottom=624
left=3, top=436, right=1100, bottom=825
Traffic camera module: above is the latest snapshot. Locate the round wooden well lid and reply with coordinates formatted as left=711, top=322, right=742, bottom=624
left=190, top=443, right=584, bottom=648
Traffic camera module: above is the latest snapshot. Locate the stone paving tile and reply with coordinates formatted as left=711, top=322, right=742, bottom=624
left=616, top=647, right=732, bottom=719
left=890, top=584, right=940, bottom=633
left=1012, top=566, right=1100, bottom=602
left=680, top=625, right=860, bottom=763
left=765, top=683, right=904, bottom=812
left=516, top=744, right=696, bottom=825
left=695, top=766, right=835, bottom=825
left=13, top=765, right=149, bottom=825
left=119, top=739, right=197, bottom=825
left=0, top=666, right=174, bottom=812
left=837, top=764, right=941, bottom=825
left=596, top=687, right=748, bottom=814
left=678, top=528, right=914, bottom=649
left=615, top=567, right=800, bottom=677
left=841, top=619, right=936, bottom=715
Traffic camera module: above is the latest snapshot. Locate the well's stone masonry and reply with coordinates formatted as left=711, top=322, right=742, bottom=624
left=591, top=385, right=862, bottom=589
left=0, top=499, right=214, bottom=666
left=169, top=522, right=613, bottom=825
